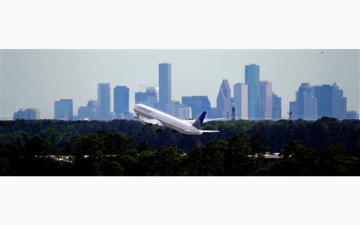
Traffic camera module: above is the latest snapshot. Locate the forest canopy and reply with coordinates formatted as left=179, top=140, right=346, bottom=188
left=0, top=118, right=359, bottom=176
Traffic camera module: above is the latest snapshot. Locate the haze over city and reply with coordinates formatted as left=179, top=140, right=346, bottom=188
left=0, top=49, right=359, bottom=119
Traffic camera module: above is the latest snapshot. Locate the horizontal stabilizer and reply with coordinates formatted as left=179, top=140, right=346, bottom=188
left=200, top=130, right=219, bottom=133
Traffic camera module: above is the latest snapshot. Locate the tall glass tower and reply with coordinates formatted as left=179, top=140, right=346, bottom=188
left=114, top=86, right=129, bottom=118
left=182, top=96, right=211, bottom=118
left=216, top=79, right=232, bottom=119
left=159, top=63, right=171, bottom=112
left=245, top=64, right=260, bottom=120
left=332, top=82, right=347, bottom=119
left=98, top=83, right=110, bottom=120
left=54, top=99, right=73, bottom=120
left=314, top=84, right=332, bottom=118
left=233, top=83, right=248, bottom=120
left=272, top=93, right=282, bottom=120
left=259, top=81, right=273, bottom=120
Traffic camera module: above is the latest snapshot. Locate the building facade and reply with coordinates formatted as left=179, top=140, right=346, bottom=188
left=314, top=84, right=332, bottom=118
left=346, top=111, right=359, bottom=119
left=135, top=92, right=147, bottom=105
left=178, top=107, right=192, bottom=120
left=114, top=86, right=129, bottom=118
left=272, top=93, right=282, bottom=120
left=245, top=64, right=260, bottom=120
left=54, top=99, right=73, bottom=120
left=233, top=83, right=248, bottom=120
left=144, top=87, right=158, bottom=108
left=14, top=108, right=40, bottom=120
left=258, top=81, right=272, bottom=120
left=135, top=87, right=158, bottom=109
left=182, top=96, right=211, bottom=119
left=78, top=100, right=99, bottom=120
left=289, top=101, right=298, bottom=120
left=298, top=83, right=317, bottom=120
left=159, top=63, right=171, bottom=113
left=290, top=82, right=347, bottom=120
left=216, top=79, right=232, bottom=119
left=331, top=82, right=347, bottom=119
left=98, top=83, right=110, bottom=120
left=314, top=83, right=347, bottom=119
left=166, top=100, right=181, bottom=118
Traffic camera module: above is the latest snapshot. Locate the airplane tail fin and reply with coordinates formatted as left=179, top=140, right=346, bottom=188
left=192, top=111, right=206, bottom=129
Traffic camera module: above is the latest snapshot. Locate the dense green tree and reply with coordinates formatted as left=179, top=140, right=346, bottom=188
left=135, top=150, right=157, bottom=175
left=0, top=158, right=11, bottom=175
left=0, top=145, right=12, bottom=175
left=136, top=142, right=150, bottom=153
left=24, top=136, right=52, bottom=158
left=0, top=144, right=19, bottom=175
left=270, top=141, right=360, bottom=176
left=183, top=140, right=226, bottom=176
left=269, top=140, right=315, bottom=175
left=250, top=133, right=269, bottom=156
left=249, top=133, right=269, bottom=175
left=151, top=147, right=182, bottom=176
left=102, top=161, right=124, bottom=176
left=225, top=133, right=255, bottom=175
left=315, top=144, right=359, bottom=176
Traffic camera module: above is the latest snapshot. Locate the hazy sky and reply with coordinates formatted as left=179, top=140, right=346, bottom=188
left=0, top=49, right=359, bottom=119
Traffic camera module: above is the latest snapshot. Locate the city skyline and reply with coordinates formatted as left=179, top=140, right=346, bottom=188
left=0, top=49, right=359, bottom=119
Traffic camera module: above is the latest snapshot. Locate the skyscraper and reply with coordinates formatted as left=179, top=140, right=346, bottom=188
left=145, top=87, right=158, bottom=108
left=135, top=87, right=158, bottom=108
left=290, top=82, right=347, bottom=120
left=332, top=82, right=347, bottom=119
left=216, top=79, right=232, bottom=119
left=314, top=84, right=332, bottom=118
left=166, top=100, right=181, bottom=118
left=78, top=100, right=99, bottom=120
left=54, top=99, right=73, bottom=120
left=245, top=64, right=260, bottom=120
left=159, top=63, right=171, bottom=113
left=259, top=81, right=273, bottom=120
left=98, top=83, right=110, bottom=120
left=233, top=83, right=248, bottom=120
left=272, top=93, right=282, bottom=120
left=346, top=111, right=359, bottom=119
left=314, top=83, right=347, bottom=119
left=297, top=83, right=317, bottom=120
left=14, top=108, right=40, bottom=120
left=289, top=101, right=298, bottom=120
left=178, top=107, right=192, bottom=120
left=182, top=96, right=211, bottom=118
left=135, top=92, right=147, bottom=105
left=289, top=83, right=317, bottom=120
left=114, top=86, right=129, bottom=118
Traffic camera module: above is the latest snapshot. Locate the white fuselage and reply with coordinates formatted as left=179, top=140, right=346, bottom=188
left=133, top=104, right=202, bottom=135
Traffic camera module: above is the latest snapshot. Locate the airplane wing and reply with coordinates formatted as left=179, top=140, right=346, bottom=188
left=139, top=118, right=165, bottom=126
left=184, top=118, right=225, bottom=124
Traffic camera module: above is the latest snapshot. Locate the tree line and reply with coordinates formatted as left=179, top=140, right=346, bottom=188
left=0, top=118, right=359, bottom=175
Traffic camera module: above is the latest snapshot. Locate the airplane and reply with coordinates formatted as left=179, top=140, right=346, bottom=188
left=133, top=104, right=219, bottom=135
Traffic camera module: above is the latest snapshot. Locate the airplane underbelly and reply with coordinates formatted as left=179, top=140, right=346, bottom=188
left=134, top=109, right=152, bottom=119
left=166, top=123, right=201, bottom=135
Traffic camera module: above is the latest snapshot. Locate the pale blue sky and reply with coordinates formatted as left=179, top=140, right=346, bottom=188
left=0, top=49, right=359, bottom=119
